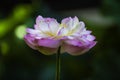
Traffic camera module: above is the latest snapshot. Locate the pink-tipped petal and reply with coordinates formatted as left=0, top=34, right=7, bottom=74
left=73, top=16, right=79, bottom=27
left=86, top=35, right=95, bottom=41
left=61, top=17, right=71, bottom=24
left=36, top=15, right=44, bottom=24
left=61, top=17, right=73, bottom=30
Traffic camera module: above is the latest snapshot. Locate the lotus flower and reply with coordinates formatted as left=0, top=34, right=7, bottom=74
left=24, top=15, right=96, bottom=55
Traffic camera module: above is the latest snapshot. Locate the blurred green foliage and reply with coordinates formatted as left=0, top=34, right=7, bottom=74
left=0, top=4, right=32, bottom=38
left=0, top=0, right=120, bottom=80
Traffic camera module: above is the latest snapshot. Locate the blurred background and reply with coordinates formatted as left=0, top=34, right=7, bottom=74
left=0, top=0, right=120, bottom=80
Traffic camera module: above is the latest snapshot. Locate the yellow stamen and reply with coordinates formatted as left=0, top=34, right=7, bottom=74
left=60, top=23, right=67, bottom=28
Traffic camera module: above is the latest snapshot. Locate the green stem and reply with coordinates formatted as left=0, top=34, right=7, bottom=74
left=56, top=46, right=61, bottom=80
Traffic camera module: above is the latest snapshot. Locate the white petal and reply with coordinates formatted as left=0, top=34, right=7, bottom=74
left=74, top=21, right=85, bottom=34
left=38, top=22, right=50, bottom=32
left=60, top=27, right=69, bottom=36
left=49, top=20, right=60, bottom=34
left=26, top=28, right=40, bottom=34
left=26, top=28, right=49, bottom=38
left=72, top=16, right=79, bottom=28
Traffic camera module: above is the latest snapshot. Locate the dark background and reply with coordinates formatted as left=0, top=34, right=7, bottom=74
left=0, top=0, right=120, bottom=80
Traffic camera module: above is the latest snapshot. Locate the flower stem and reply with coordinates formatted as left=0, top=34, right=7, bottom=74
left=56, top=46, right=61, bottom=80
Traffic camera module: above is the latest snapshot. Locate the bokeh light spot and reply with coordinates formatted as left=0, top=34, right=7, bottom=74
left=15, top=25, right=26, bottom=39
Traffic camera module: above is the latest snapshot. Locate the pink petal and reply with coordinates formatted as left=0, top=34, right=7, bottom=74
left=37, top=46, right=57, bottom=55
left=62, top=44, right=86, bottom=56
left=64, top=39, right=84, bottom=47
left=38, top=38, right=61, bottom=48
left=63, top=41, right=96, bottom=56
left=24, top=34, right=59, bottom=55
left=24, top=34, right=38, bottom=50
left=80, top=34, right=96, bottom=44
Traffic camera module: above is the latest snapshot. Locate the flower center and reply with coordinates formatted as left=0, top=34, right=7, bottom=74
left=45, top=31, right=55, bottom=37
left=60, top=23, right=67, bottom=28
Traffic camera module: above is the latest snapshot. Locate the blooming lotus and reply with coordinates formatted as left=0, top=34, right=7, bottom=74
left=24, top=15, right=96, bottom=55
